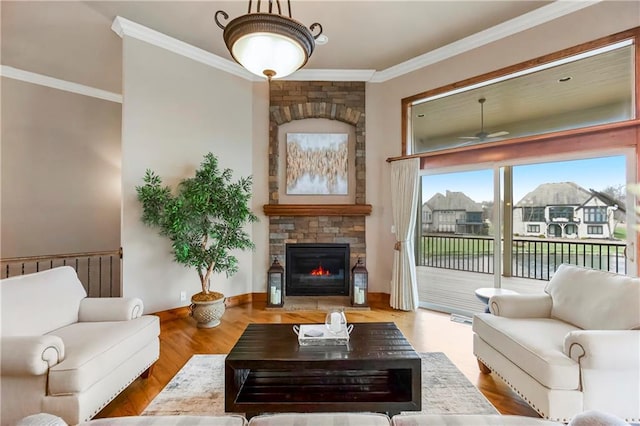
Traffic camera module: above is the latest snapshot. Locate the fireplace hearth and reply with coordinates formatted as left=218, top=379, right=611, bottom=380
left=285, top=243, right=350, bottom=296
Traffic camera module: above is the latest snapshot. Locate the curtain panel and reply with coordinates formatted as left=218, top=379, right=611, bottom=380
left=390, top=158, right=420, bottom=311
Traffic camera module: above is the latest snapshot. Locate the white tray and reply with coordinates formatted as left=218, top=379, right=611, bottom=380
left=293, top=324, right=352, bottom=346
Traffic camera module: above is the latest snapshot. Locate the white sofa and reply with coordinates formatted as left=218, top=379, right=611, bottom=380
left=1, top=266, right=160, bottom=425
left=16, top=412, right=564, bottom=426
left=473, top=264, right=640, bottom=423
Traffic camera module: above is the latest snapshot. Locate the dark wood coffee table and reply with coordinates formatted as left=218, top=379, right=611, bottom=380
left=224, top=322, right=421, bottom=418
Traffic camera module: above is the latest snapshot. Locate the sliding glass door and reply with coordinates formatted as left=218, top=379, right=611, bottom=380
left=417, top=168, right=496, bottom=316
left=417, top=151, right=637, bottom=317
left=510, top=155, right=632, bottom=280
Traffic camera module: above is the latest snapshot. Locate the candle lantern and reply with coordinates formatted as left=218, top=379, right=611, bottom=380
left=351, top=257, right=368, bottom=307
left=267, top=257, right=284, bottom=307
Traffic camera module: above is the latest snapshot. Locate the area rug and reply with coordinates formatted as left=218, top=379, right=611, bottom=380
left=142, top=353, right=497, bottom=416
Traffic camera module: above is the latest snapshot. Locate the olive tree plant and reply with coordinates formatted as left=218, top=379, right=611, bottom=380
left=136, top=152, right=257, bottom=301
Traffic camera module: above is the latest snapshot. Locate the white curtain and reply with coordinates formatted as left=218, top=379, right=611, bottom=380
left=390, top=158, right=420, bottom=311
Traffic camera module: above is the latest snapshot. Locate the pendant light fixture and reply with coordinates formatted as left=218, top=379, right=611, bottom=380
left=215, top=0, right=323, bottom=80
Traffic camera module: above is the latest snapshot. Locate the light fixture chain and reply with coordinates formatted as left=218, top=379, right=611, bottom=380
left=214, top=10, right=228, bottom=30
left=310, top=23, right=323, bottom=39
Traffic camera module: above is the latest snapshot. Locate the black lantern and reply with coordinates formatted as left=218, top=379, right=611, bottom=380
left=267, top=257, right=284, bottom=307
left=351, top=258, right=368, bottom=307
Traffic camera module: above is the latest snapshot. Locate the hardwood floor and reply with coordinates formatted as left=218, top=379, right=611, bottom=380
left=96, top=299, right=540, bottom=419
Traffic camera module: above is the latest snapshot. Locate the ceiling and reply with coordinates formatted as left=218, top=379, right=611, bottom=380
left=412, top=44, right=635, bottom=152
left=1, top=1, right=638, bottom=149
left=1, top=0, right=556, bottom=93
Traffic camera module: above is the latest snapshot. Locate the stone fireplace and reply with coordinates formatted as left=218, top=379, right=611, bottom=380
left=265, top=81, right=370, bottom=299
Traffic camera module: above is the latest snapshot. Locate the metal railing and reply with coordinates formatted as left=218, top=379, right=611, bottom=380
left=1, top=249, right=122, bottom=297
left=512, top=238, right=626, bottom=280
left=419, top=235, right=494, bottom=274
left=418, top=234, right=627, bottom=280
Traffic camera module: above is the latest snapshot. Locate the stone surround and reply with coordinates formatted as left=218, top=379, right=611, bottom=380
left=267, top=81, right=367, bottom=273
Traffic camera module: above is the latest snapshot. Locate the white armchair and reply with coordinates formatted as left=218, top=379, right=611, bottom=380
left=1, top=266, right=160, bottom=425
left=473, top=264, right=640, bottom=423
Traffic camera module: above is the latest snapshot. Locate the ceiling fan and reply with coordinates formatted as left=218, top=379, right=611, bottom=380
left=459, top=97, right=509, bottom=141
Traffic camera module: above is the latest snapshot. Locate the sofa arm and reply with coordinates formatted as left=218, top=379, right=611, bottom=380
left=78, top=297, right=144, bottom=321
left=1, top=335, right=65, bottom=375
left=489, top=293, right=552, bottom=318
left=564, top=330, right=640, bottom=369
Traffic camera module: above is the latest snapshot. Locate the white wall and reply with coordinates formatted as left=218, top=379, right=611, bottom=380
left=251, top=81, right=270, bottom=294
left=1, top=77, right=121, bottom=258
left=121, top=37, right=256, bottom=313
left=364, top=1, right=640, bottom=295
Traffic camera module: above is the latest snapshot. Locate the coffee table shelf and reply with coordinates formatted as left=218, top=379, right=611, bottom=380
left=235, top=368, right=413, bottom=403
left=225, top=322, right=421, bottom=417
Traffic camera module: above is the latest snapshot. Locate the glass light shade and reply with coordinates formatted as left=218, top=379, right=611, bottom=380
left=232, top=32, right=306, bottom=79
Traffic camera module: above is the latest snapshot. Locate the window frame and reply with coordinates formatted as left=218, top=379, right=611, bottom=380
left=522, top=206, right=545, bottom=222
left=583, top=206, right=607, bottom=223
left=401, top=27, right=640, bottom=158
left=401, top=26, right=640, bottom=273
left=549, top=206, right=574, bottom=221
left=587, top=225, right=604, bottom=235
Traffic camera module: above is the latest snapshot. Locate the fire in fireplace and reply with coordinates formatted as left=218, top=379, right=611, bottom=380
left=285, top=243, right=349, bottom=296
left=310, top=265, right=331, bottom=276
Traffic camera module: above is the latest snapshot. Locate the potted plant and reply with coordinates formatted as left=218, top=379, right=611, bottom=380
left=136, top=152, right=257, bottom=328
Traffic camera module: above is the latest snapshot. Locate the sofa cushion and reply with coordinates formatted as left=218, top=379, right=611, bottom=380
left=47, top=315, right=159, bottom=395
left=80, top=415, right=248, bottom=425
left=391, top=414, right=562, bottom=425
left=473, top=314, right=580, bottom=390
left=17, top=413, right=67, bottom=426
left=18, top=414, right=248, bottom=426
left=545, top=264, right=640, bottom=330
left=1, top=267, right=87, bottom=337
left=248, top=413, right=391, bottom=426
left=568, top=410, right=632, bottom=426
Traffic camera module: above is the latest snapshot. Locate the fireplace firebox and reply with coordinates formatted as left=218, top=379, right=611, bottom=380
left=285, top=243, right=350, bottom=296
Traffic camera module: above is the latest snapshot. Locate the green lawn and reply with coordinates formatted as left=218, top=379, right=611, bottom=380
left=614, top=224, right=626, bottom=240
left=420, top=234, right=626, bottom=256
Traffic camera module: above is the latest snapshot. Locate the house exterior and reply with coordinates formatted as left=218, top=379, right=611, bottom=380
left=513, top=182, right=624, bottom=239
left=422, top=190, right=486, bottom=235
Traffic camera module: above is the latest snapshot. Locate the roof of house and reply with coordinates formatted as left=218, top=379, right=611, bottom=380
left=424, top=190, right=483, bottom=212
left=584, top=189, right=627, bottom=213
left=515, top=182, right=592, bottom=207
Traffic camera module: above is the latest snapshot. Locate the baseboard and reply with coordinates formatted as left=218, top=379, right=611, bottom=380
left=251, top=292, right=267, bottom=303
left=154, top=306, right=191, bottom=323
left=225, top=293, right=252, bottom=307
left=368, top=292, right=390, bottom=304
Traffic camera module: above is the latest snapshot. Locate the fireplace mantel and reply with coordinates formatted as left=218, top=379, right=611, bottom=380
left=263, top=204, right=372, bottom=217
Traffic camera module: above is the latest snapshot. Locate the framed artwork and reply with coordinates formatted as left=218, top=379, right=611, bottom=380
left=286, top=133, right=348, bottom=195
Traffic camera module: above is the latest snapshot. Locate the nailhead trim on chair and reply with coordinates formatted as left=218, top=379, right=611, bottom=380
left=83, top=359, right=157, bottom=422
left=477, top=355, right=639, bottom=424
left=476, top=354, right=567, bottom=423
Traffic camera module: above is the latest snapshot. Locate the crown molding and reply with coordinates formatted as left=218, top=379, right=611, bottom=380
left=370, top=0, right=600, bottom=83
left=112, top=16, right=375, bottom=82
left=111, top=1, right=599, bottom=84
left=111, top=16, right=260, bottom=82
left=284, top=69, right=376, bottom=82
left=0, top=65, right=122, bottom=103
